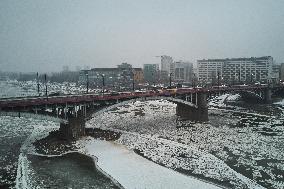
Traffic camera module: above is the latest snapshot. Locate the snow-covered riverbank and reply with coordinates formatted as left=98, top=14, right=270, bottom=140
left=77, top=137, right=222, bottom=189
left=83, top=98, right=284, bottom=188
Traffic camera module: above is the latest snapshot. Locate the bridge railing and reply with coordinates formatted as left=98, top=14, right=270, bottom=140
left=0, top=85, right=276, bottom=108
left=0, top=111, right=67, bottom=123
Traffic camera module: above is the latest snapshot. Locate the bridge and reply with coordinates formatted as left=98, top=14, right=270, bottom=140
left=0, top=85, right=282, bottom=139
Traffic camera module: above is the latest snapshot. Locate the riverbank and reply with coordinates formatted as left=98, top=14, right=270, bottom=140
left=20, top=97, right=284, bottom=188
left=31, top=128, right=224, bottom=189
left=76, top=137, right=222, bottom=189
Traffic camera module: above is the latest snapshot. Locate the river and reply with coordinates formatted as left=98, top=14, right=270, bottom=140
left=0, top=80, right=283, bottom=188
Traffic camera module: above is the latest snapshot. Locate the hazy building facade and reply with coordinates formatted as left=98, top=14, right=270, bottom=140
left=198, top=56, right=273, bottom=85
left=174, top=61, right=193, bottom=83
left=89, top=68, right=121, bottom=88
left=143, top=64, right=159, bottom=84
left=161, top=55, right=173, bottom=74
left=197, top=59, right=223, bottom=85
left=223, top=57, right=273, bottom=84
left=117, top=62, right=132, bottom=69
left=271, top=64, right=280, bottom=83
left=280, top=63, right=284, bottom=81
left=160, top=55, right=175, bottom=82
left=133, top=68, right=144, bottom=83
left=160, top=70, right=169, bottom=83
left=79, top=63, right=142, bottom=90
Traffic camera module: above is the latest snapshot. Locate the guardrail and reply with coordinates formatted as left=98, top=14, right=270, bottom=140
left=0, top=111, right=67, bottom=123
left=0, top=85, right=275, bottom=108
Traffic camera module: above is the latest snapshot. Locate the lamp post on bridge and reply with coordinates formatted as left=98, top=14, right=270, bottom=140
left=86, top=72, right=89, bottom=94
left=192, top=73, right=196, bottom=89
left=238, top=70, right=241, bottom=84
left=36, top=72, right=40, bottom=96
left=217, top=71, right=220, bottom=89
left=132, top=71, right=135, bottom=91
left=169, top=73, right=173, bottom=88
left=101, top=74, right=105, bottom=95
left=44, top=74, right=48, bottom=100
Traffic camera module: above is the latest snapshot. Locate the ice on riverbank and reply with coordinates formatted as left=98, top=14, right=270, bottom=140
left=85, top=98, right=283, bottom=188
left=15, top=118, right=60, bottom=189
left=77, top=138, right=222, bottom=189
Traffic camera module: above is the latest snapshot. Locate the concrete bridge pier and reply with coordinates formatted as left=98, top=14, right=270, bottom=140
left=176, top=92, right=208, bottom=122
left=196, top=92, right=208, bottom=122
left=59, top=109, right=86, bottom=140
left=264, top=88, right=272, bottom=103
left=59, top=118, right=85, bottom=140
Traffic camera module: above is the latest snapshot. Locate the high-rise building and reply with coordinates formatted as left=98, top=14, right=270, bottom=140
left=174, top=61, right=193, bottom=83
left=197, top=56, right=273, bottom=85
left=197, top=59, right=223, bottom=85
left=133, top=68, right=144, bottom=83
left=161, top=55, right=173, bottom=74
left=271, top=64, right=280, bottom=83
left=280, top=63, right=284, bottom=81
left=143, top=64, right=159, bottom=84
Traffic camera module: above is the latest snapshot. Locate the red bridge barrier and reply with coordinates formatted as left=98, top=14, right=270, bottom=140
left=0, top=85, right=275, bottom=109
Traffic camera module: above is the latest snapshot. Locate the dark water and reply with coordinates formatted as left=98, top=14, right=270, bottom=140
left=0, top=117, right=34, bottom=188
left=26, top=153, right=120, bottom=189
left=0, top=116, right=121, bottom=189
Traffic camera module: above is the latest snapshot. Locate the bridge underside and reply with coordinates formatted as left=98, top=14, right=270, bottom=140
left=176, top=102, right=208, bottom=122
left=175, top=92, right=208, bottom=122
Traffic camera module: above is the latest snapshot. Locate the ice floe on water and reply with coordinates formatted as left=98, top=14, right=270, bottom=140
left=0, top=116, right=34, bottom=187
left=226, top=94, right=241, bottom=102
left=84, top=98, right=279, bottom=189
left=0, top=115, right=60, bottom=188
left=274, top=98, right=284, bottom=106
left=15, top=119, right=59, bottom=189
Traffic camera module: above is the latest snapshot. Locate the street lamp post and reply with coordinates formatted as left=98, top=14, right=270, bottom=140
left=86, top=73, right=89, bottom=94
left=238, top=70, right=241, bottom=84
left=44, top=74, right=48, bottom=100
left=217, top=71, right=220, bottom=89
left=36, top=72, right=40, bottom=96
left=192, top=73, right=196, bottom=88
left=132, top=71, right=135, bottom=91
left=101, top=74, right=105, bottom=95
left=169, top=73, right=173, bottom=88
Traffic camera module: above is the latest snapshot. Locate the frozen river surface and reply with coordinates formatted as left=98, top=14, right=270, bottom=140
left=1, top=80, right=284, bottom=189
left=78, top=138, right=221, bottom=189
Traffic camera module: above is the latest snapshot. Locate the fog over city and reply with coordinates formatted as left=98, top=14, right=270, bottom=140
left=0, top=0, right=284, bottom=73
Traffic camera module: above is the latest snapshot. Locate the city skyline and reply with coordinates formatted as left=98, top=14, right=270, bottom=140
left=1, top=0, right=284, bottom=72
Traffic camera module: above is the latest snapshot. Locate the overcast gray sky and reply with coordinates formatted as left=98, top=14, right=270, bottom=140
left=0, top=0, right=284, bottom=73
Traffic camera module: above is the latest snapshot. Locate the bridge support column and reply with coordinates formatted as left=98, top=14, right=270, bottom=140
left=176, top=93, right=208, bottom=122
left=59, top=118, right=85, bottom=140
left=264, top=88, right=272, bottom=103
left=196, top=92, right=208, bottom=122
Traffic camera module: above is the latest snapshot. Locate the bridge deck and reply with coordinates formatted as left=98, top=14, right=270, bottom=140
left=0, top=85, right=274, bottom=109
